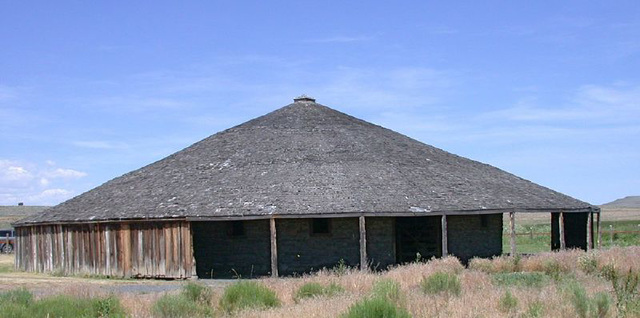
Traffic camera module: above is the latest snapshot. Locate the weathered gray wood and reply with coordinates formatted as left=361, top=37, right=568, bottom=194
left=122, top=224, right=131, bottom=277
left=359, top=216, right=367, bottom=270
left=270, top=218, right=278, bottom=277
left=587, top=211, right=592, bottom=250
left=596, top=212, right=602, bottom=249
left=137, top=230, right=143, bottom=276
left=559, top=212, right=566, bottom=250
left=441, top=215, right=448, bottom=257
left=510, top=211, right=516, bottom=256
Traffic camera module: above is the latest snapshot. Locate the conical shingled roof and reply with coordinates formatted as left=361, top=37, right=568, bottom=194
left=15, top=98, right=594, bottom=225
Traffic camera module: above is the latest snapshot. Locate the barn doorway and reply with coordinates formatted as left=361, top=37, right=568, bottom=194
left=395, top=216, right=441, bottom=263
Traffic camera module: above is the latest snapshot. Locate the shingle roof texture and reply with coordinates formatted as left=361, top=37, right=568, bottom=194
left=15, top=99, right=593, bottom=225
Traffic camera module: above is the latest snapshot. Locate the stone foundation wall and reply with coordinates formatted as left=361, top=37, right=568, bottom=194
left=192, top=220, right=271, bottom=278
left=276, top=218, right=360, bottom=275
left=366, top=217, right=396, bottom=269
left=448, top=214, right=503, bottom=262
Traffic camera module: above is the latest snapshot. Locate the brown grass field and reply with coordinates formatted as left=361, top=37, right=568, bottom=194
left=0, top=208, right=637, bottom=317
left=0, top=246, right=639, bottom=317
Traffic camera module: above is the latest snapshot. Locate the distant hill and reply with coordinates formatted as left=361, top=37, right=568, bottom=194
left=0, top=206, right=49, bottom=228
left=601, top=196, right=640, bottom=208
left=0, top=205, right=49, bottom=217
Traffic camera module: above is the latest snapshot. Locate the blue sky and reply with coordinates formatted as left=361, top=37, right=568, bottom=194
left=1, top=1, right=638, bottom=206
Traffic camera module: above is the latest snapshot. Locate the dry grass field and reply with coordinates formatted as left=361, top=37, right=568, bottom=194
left=0, top=208, right=637, bottom=317
left=0, top=247, right=639, bottom=317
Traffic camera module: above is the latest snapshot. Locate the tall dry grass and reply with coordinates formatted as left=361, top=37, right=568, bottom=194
left=9, top=247, right=639, bottom=317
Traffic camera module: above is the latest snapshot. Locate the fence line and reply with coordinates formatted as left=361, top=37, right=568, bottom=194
left=502, top=230, right=640, bottom=237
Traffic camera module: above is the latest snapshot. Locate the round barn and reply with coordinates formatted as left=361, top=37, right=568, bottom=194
left=13, top=96, right=600, bottom=279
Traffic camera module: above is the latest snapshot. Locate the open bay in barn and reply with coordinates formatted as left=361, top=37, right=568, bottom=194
left=502, top=208, right=640, bottom=254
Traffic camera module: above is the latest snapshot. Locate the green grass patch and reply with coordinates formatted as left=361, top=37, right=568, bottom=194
left=371, top=279, right=403, bottom=304
left=341, top=297, right=411, bottom=318
left=502, top=223, right=552, bottom=254
left=600, top=265, right=640, bottom=317
left=341, top=279, right=409, bottom=318
left=0, top=288, right=126, bottom=318
left=219, top=281, right=280, bottom=313
left=420, top=272, right=461, bottom=297
left=152, top=282, right=214, bottom=318
left=502, top=220, right=640, bottom=254
left=498, top=290, right=518, bottom=313
left=564, top=282, right=612, bottom=318
left=600, top=220, right=640, bottom=247
left=152, top=293, right=212, bottom=318
left=294, top=282, right=344, bottom=302
left=524, top=301, right=545, bottom=318
left=492, top=272, right=549, bottom=288
left=0, top=264, right=13, bottom=273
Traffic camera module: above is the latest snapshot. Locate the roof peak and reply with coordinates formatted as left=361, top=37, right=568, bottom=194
left=293, top=94, right=316, bottom=103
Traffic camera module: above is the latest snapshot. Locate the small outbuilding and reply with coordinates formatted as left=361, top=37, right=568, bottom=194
left=13, top=96, right=599, bottom=278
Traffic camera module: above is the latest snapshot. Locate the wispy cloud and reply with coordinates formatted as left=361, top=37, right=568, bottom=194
left=480, top=84, right=640, bottom=124
left=27, top=189, right=75, bottom=206
left=89, top=96, right=192, bottom=113
left=44, top=168, right=87, bottom=179
left=72, top=140, right=130, bottom=149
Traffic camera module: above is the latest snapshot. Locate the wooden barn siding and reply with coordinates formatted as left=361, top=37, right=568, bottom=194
left=15, top=221, right=193, bottom=279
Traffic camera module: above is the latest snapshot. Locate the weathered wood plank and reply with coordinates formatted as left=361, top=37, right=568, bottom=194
left=441, top=215, right=448, bottom=257
left=596, top=212, right=602, bottom=249
left=270, top=218, right=278, bottom=277
left=509, top=211, right=516, bottom=256
left=587, top=211, right=593, bottom=250
left=359, top=216, right=367, bottom=270
left=559, top=212, right=566, bottom=250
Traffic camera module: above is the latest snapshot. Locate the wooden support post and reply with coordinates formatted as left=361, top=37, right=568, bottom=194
left=609, top=225, right=614, bottom=245
left=509, top=211, right=516, bottom=256
left=559, top=212, right=566, bottom=250
left=441, top=215, right=448, bottom=257
left=586, top=211, right=592, bottom=250
left=359, top=216, right=367, bottom=270
left=269, top=218, right=278, bottom=278
left=121, top=224, right=131, bottom=278
left=596, top=211, right=602, bottom=249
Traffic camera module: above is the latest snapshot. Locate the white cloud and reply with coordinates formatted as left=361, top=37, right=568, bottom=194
left=0, top=160, right=34, bottom=187
left=0, top=159, right=87, bottom=205
left=28, top=189, right=75, bottom=205
left=45, top=168, right=87, bottom=179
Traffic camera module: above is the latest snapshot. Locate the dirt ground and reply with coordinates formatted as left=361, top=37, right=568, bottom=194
left=0, top=254, right=183, bottom=296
